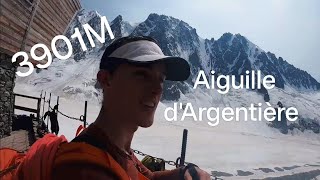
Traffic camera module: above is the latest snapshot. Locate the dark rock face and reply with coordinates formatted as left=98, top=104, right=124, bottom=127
left=208, top=33, right=319, bottom=91
left=288, top=118, right=320, bottom=134
left=0, top=52, right=16, bottom=138
left=130, top=15, right=320, bottom=100
left=237, top=170, right=254, bottom=176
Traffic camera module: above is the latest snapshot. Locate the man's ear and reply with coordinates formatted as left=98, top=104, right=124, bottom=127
left=97, top=70, right=112, bottom=87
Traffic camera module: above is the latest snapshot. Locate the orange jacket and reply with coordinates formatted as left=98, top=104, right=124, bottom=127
left=53, top=142, right=150, bottom=180
left=1, top=127, right=182, bottom=180
left=52, top=125, right=182, bottom=180
left=15, top=134, right=67, bottom=180
left=0, top=134, right=67, bottom=180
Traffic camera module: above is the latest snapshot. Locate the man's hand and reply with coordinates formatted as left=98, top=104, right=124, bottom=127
left=184, top=167, right=211, bottom=180
left=183, top=164, right=211, bottom=180
left=150, top=163, right=212, bottom=180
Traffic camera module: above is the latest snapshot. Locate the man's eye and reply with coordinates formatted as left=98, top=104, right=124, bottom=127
left=159, top=76, right=165, bottom=83
left=134, top=71, right=148, bottom=78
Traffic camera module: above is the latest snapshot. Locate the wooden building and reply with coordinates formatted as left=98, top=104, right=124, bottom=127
left=0, top=0, right=81, bottom=138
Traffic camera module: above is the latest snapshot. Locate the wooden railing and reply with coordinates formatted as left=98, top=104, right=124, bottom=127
left=13, top=93, right=41, bottom=120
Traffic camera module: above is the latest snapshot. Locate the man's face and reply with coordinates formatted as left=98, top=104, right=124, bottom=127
left=101, top=62, right=166, bottom=128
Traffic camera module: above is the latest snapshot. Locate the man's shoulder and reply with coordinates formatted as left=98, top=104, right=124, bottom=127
left=53, top=142, right=130, bottom=179
left=52, top=157, right=118, bottom=180
left=54, top=141, right=108, bottom=165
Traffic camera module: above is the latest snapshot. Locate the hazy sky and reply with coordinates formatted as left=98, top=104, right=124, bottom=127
left=81, top=0, right=320, bottom=81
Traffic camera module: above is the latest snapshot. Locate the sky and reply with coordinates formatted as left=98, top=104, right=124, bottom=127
left=81, top=0, right=320, bottom=82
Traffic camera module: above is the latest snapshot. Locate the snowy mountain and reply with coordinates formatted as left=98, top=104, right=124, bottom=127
left=131, top=14, right=320, bottom=92
left=36, top=10, right=320, bottom=98
left=58, top=10, right=136, bottom=61
left=16, top=10, right=320, bottom=133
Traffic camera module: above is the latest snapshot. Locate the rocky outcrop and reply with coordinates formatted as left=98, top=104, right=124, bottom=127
left=0, top=52, right=16, bottom=138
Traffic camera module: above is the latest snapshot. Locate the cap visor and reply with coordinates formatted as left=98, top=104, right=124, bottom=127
left=132, top=55, right=190, bottom=81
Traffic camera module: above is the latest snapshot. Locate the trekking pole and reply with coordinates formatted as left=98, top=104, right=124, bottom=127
left=83, top=101, right=87, bottom=128
left=179, top=129, right=188, bottom=167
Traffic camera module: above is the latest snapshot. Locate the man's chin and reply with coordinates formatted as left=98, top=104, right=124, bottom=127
left=139, top=118, right=154, bottom=128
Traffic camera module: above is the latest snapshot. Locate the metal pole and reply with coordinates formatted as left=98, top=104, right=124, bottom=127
left=36, top=98, right=41, bottom=121
left=42, top=91, right=46, bottom=119
left=37, top=91, right=42, bottom=121
left=46, top=93, right=51, bottom=129
left=180, top=129, right=188, bottom=167
left=56, top=96, right=59, bottom=116
left=13, top=94, right=16, bottom=115
left=48, top=93, right=51, bottom=111
left=84, top=101, right=87, bottom=128
left=56, top=96, right=59, bottom=114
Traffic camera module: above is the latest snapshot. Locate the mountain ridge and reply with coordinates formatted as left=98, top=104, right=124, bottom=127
left=20, top=10, right=320, bottom=101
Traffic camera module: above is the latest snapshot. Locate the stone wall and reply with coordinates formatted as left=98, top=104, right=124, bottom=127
left=0, top=52, right=16, bottom=138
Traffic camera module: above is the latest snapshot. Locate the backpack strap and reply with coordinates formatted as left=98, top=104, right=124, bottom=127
left=54, top=142, right=131, bottom=180
left=69, top=130, right=150, bottom=180
left=71, top=131, right=107, bottom=150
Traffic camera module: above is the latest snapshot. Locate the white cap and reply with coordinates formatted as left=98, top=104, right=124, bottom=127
left=100, top=38, right=190, bottom=81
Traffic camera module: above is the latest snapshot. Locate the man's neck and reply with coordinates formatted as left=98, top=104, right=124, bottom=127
left=94, top=108, right=137, bottom=153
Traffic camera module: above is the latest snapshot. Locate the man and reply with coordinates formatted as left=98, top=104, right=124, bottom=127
left=52, top=36, right=211, bottom=179
left=43, top=105, right=59, bottom=135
